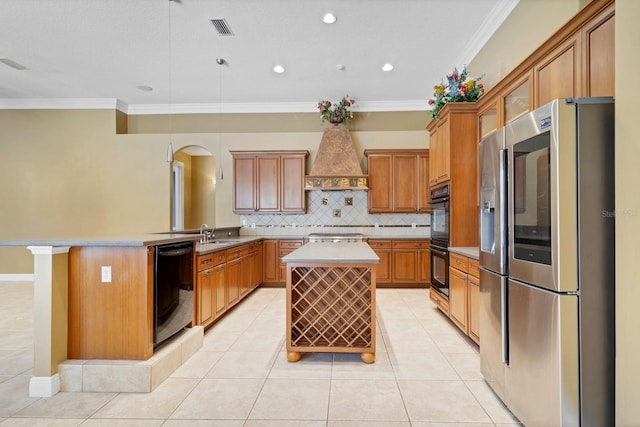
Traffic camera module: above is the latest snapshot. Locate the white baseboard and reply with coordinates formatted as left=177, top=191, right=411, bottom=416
left=0, top=274, right=34, bottom=281
left=29, top=374, right=60, bottom=397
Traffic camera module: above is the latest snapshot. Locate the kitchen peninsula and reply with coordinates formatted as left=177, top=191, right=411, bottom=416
left=282, top=242, right=379, bottom=363
left=0, top=233, right=202, bottom=397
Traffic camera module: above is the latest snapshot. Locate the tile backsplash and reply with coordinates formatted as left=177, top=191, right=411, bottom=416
left=240, top=190, right=430, bottom=237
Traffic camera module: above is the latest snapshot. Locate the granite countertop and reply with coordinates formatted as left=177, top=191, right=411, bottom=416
left=448, top=246, right=480, bottom=260
left=282, top=242, right=380, bottom=264
left=0, top=233, right=202, bottom=247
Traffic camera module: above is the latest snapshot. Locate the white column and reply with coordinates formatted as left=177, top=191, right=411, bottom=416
left=27, top=246, right=70, bottom=397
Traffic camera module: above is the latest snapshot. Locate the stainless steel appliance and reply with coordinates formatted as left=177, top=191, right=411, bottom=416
left=478, top=127, right=508, bottom=401
left=154, top=241, right=194, bottom=347
left=504, top=97, right=615, bottom=426
left=430, top=184, right=450, bottom=297
left=306, top=233, right=365, bottom=243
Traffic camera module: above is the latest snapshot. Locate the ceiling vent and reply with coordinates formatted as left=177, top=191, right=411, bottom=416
left=211, top=18, right=234, bottom=36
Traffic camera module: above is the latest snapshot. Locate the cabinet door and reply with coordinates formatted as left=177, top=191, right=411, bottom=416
left=233, top=156, right=257, bottom=212
left=583, top=7, right=614, bottom=97
left=251, top=243, right=263, bottom=288
left=262, top=240, right=279, bottom=283
left=369, top=240, right=392, bottom=283
left=281, top=155, right=306, bottom=213
left=226, top=257, right=241, bottom=307
left=367, top=154, right=393, bottom=212
left=392, top=154, right=418, bottom=212
left=535, top=36, right=579, bottom=107
left=419, top=248, right=431, bottom=284
left=429, top=128, right=440, bottom=186
left=449, top=267, right=468, bottom=333
left=257, top=156, right=280, bottom=212
left=213, top=264, right=226, bottom=318
left=468, top=274, right=480, bottom=344
left=392, top=249, right=418, bottom=283
left=197, top=268, right=214, bottom=327
left=239, top=255, right=251, bottom=297
left=418, top=153, right=430, bottom=212
left=438, top=117, right=451, bottom=183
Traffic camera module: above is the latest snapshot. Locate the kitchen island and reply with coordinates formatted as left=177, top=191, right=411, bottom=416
left=282, top=242, right=379, bottom=363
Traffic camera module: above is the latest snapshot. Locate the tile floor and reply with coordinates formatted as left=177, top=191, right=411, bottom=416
left=0, top=281, right=521, bottom=426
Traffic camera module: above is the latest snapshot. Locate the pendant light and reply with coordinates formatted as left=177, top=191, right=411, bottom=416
left=166, top=0, right=174, bottom=163
left=217, top=57, right=225, bottom=180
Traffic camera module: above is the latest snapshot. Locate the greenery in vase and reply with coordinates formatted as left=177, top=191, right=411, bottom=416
left=427, top=66, right=484, bottom=120
left=317, top=95, right=355, bottom=125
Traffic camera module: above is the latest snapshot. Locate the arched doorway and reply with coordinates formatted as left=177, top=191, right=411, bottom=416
left=171, top=145, right=216, bottom=230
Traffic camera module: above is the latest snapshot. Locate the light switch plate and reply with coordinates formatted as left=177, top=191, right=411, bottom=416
left=101, top=266, right=112, bottom=283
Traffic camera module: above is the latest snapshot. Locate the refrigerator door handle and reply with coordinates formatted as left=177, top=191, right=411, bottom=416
left=501, top=278, right=508, bottom=365
left=499, top=147, right=508, bottom=268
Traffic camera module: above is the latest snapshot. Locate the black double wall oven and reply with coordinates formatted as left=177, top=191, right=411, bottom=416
left=430, top=184, right=450, bottom=298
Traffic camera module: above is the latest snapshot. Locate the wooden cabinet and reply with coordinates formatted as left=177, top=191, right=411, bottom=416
left=427, top=103, right=479, bottom=247
left=534, top=35, right=580, bottom=108
left=430, top=286, right=450, bottom=317
left=368, top=240, right=392, bottom=283
left=475, top=0, right=614, bottom=130
left=365, top=149, right=429, bottom=213
left=582, top=4, right=614, bottom=97
left=279, top=240, right=304, bottom=282
left=231, top=151, right=309, bottom=214
left=195, top=241, right=262, bottom=329
left=446, top=251, right=480, bottom=344
left=196, top=251, right=226, bottom=329
left=367, top=239, right=430, bottom=286
left=428, top=117, right=450, bottom=186
left=262, top=239, right=279, bottom=283
left=262, top=239, right=304, bottom=285
left=468, top=273, right=480, bottom=344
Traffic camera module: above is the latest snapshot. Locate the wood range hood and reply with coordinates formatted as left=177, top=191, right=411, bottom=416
left=304, top=126, right=368, bottom=190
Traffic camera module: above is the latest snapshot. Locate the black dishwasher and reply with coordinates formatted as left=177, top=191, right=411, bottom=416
left=154, top=241, right=194, bottom=347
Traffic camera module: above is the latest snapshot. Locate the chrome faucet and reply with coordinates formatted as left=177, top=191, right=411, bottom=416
left=199, top=224, right=209, bottom=243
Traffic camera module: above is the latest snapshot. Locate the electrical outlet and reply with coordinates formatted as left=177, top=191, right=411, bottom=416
left=344, top=197, right=353, bottom=206
left=101, top=266, right=112, bottom=283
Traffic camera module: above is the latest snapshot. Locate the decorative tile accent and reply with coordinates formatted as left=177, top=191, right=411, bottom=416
left=240, top=190, right=430, bottom=237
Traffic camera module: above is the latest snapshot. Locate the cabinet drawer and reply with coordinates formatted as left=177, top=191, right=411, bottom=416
left=468, top=258, right=479, bottom=278
left=393, top=240, right=430, bottom=249
left=226, top=244, right=249, bottom=261
left=430, top=288, right=450, bottom=316
left=450, top=253, right=469, bottom=273
left=198, top=251, right=226, bottom=270
left=368, top=239, right=391, bottom=249
left=279, top=240, right=303, bottom=249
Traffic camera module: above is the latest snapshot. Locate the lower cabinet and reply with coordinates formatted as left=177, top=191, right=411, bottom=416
left=196, top=251, right=227, bottom=329
left=445, top=252, right=480, bottom=344
left=368, top=240, right=392, bottom=283
left=196, top=241, right=263, bottom=329
left=262, top=239, right=304, bottom=285
left=368, top=239, right=430, bottom=286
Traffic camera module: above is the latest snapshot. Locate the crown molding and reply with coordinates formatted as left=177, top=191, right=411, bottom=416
left=454, top=0, right=520, bottom=69
left=0, top=98, right=430, bottom=114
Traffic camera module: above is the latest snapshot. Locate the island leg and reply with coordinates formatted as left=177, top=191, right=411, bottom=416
left=287, top=351, right=302, bottom=362
left=361, top=352, right=375, bottom=364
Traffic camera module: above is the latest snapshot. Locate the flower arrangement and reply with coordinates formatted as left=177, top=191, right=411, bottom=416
left=427, top=66, right=484, bottom=120
left=317, top=95, right=356, bottom=125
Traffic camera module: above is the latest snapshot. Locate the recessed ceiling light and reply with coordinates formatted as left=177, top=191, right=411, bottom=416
left=273, top=65, right=285, bottom=74
left=382, top=63, right=394, bottom=72
left=336, top=64, right=345, bottom=71
left=135, top=85, right=153, bottom=92
left=322, top=13, right=337, bottom=24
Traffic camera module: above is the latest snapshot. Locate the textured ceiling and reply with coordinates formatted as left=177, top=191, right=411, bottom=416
left=0, top=0, right=518, bottom=114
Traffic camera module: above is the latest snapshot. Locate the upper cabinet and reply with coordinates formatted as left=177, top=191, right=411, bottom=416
left=476, top=0, right=615, bottom=129
left=365, top=149, right=430, bottom=214
left=231, top=150, right=309, bottom=214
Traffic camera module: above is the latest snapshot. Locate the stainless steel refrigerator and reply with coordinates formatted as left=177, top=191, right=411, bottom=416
left=479, top=127, right=509, bottom=402
left=482, top=97, right=615, bottom=427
